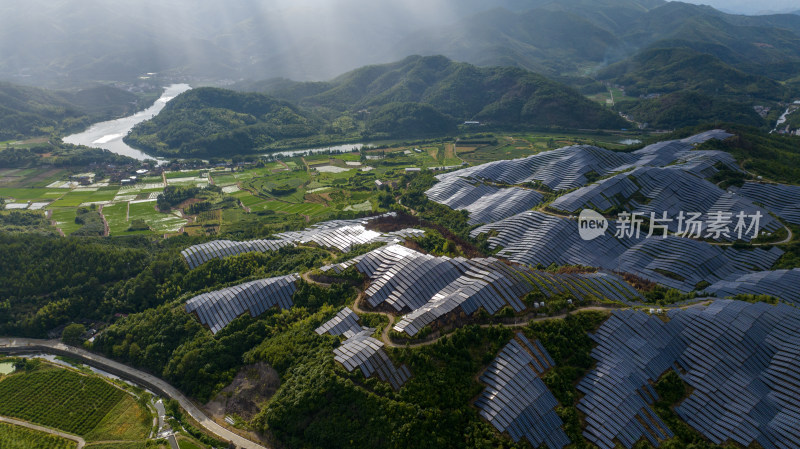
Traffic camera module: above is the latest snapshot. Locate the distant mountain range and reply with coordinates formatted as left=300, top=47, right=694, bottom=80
left=125, top=56, right=626, bottom=157
left=2, top=0, right=800, bottom=90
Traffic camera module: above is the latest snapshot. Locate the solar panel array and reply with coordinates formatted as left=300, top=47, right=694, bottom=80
left=577, top=310, right=677, bottom=449
left=314, top=307, right=362, bottom=336
left=435, top=144, right=636, bottom=192
left=315, top=307, right=411, bottom=390
left=354, top=245, right=641, bottom=336
left=738, top=181, right=800, bottom=226
left=425, top=177, right=543, bottom=224
left=185, top=274, right=299, bottom=334
left=475, top=333, right=570, bottom=449
left=705, top=269, right=800, bottom=304
left=180, top=213, right=425, bottom=269
left=433, top=130, right=733, bottom=195
left=471, top=211, right=783, bottom=291
left=579, top=300, right=800, bottom=449
left=181, top=239, right=292, bottom=270
left=550, top=167, right=780, bottom=241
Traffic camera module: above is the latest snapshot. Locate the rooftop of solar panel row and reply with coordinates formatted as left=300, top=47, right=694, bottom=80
left=180, top=213, right=425, bottom=269
left=704, top=269, right=800, bottom=305
left=424, top=177, right=544, bottom=225
left=471, top=211, right=783, bottom=292
left=314, top=307, right=363, bottom=336
left=185, top=274, right=299, bottom=334
left=317, top=307, right=412, bottom=390
left=737, top=181, right=800, bottom=226
left=350, top=244, right=642, bottom=335
left=434, top=130, right=733, bottom=193
left=578, top=300, right=800, bottom=449
left=476, top=333, right=570, bottom=449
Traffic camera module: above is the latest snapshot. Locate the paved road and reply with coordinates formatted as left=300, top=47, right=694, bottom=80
left=0, top=338, right=268, bottom=449
left=0, top=415, right=86, bottom=448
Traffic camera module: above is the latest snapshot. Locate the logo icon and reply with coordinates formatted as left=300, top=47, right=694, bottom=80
left=578, top=209, right=608, bottom=241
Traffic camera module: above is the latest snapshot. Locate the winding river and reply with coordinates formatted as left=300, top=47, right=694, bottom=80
left=64, top=84, right=191, bottom=160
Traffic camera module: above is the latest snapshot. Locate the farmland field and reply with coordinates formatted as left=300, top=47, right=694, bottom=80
left=0, top=422, right=77, bottom=449
left=0, top=368, right=127, bottom=436
left=49, top=208, right=81, bottom=235
left=48, top=187, right=119, bottom=207
left=127, top=201, right=186, bottom=233
left=102, top=202, right=131, bottom=235
left=0, top=188, right=64, bottom=202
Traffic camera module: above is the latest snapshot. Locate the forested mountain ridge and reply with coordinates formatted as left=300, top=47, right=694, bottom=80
left=597, top=47, right=790, bottom=100
left=246, top=56, right=627, bottom=127
left=125, top=87, right=321, bottom=157
left=3, top=0, right=800, bottom=88
left=0, top=82, right=150, bottom=140
left=129, top=57, right=626, bottom=157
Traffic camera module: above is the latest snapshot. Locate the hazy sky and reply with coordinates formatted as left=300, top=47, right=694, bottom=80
left=681, top=0, right=799, bottom=14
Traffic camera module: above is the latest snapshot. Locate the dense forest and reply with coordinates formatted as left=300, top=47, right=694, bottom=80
left=615, top=91, right=765, bottom=129
left=598, top=47, right=790, bottom=101
left=0, top=82, right=156, bottom=140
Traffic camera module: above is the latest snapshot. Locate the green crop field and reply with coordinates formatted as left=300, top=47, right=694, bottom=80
left=0, top=188, right=65, bottom=202
left=102, top=202, right=130, bottom=235
left=49, top=208, right=81, bottom=235
left=254, top=200, right=329, bottom=216
left=165, top=170, right=203, bottom=179
left=0, top=369, right=126, bottom=436
left=48, top=187, right=118, bottom=207
left=127, top=201, right=186, bottom=233
left=0, top=422, right=77, bottom=449
left=83, top=443, right=146, bottom=449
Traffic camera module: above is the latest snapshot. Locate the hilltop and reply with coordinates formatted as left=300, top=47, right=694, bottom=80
left=129, top=56, right=626, bottom=157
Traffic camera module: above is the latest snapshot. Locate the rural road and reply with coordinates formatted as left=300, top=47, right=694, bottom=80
left=0, top=415, right=86, bottom=448
left=0, top=338, right=268, bottom=449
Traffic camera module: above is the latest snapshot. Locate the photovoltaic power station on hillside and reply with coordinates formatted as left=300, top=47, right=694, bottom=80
left=185, top=274, right=299, bottom=334
left=475, top=333, right=570, bottom=449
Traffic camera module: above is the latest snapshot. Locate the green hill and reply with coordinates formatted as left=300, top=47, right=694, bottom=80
left=247, top=55, right=627, bottom=129
left=0, top=82, right=147, bottom=140
left=598, top=47, right=789, bottom=100
left=132, top=57, right=626, bottom=157
left=616, top=91, right=764, bottom=129
left=125, top=87, right=320, bottom=157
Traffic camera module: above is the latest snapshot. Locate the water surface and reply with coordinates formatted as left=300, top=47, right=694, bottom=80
left=64, top=84, right=191, bottom=160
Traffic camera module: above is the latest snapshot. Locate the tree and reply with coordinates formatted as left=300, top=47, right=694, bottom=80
left=61, top=323, right=85, bottom=345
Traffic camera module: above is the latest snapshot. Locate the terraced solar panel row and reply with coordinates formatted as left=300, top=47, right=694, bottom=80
left=471, top=211, right=783, bottom=291
left=476, top=333, right=570, bottom=449
left=434, top=130, right=732, bottom=194
left=436, top=144, right=636, bottom=192
left=704, top=269, right=800, bottom=305
left=579, top=300, right=800, bottom=449
left=577, top=310, right=678, bottom=449
left=314, top=307, right=362, bottom=336
left=185, top=274, right=299, bottom=334
left=355, top=245, right=641, bottom=336
left=181, top=213, right=424, bottom=268
left=737, top=181, right=800, bottom=226
left=332, top=329, right=411, bottom=390
left=550, top=166, right=780, bottom=241
left=425, top=177, right=543, bottom=224
left=181, top=239, right=292, bottom=269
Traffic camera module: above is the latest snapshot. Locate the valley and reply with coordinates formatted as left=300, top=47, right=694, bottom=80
left=2, top=1, right=800, bottom=449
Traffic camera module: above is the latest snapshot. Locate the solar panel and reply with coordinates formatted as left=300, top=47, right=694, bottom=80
left=578, top=300, right=800, bottom=449
left=180, top=213, right=425, bottom=269
left=185, top=274, right=299, bottom=334
left=476, top=333, right=570, bottom=449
